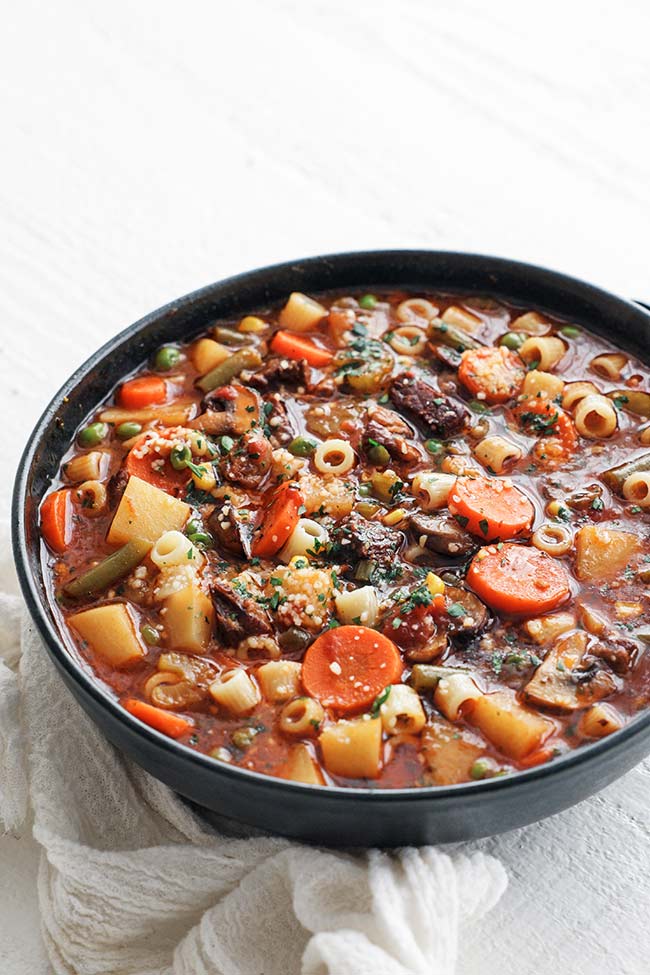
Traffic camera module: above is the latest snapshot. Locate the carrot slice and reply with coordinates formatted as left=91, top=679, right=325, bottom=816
left=118, top=376, right=167, bottom=410
left=302, top=625, right=403, bottom=713
left=40, top=489, right=71, bottom=553
left=514, top=396, right=577, bottom=466
left=458, top=347, right=525, bottom=404
left=123, top=698, right=192, bottom=739
left=270, top=330, right=334, bottom=367
left=251, top=483, right=304, bottom=558
left=125, top=435, right=190, bottom=495
left=448, top=475, right=534, bottom=541
left=518, top=745, right=556, bottom=769
left=467, top=543, right=570, bottom=616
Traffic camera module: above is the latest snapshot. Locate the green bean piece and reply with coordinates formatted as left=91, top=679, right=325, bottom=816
left=560, top=325, right=581, bottom=338
left=213, top=325, right=254, bottom=346
left=354, top=559, right=377, bottom=583
left=428, top=319, right=481, bottom=352
left=409, top=664, right=467, bottom=691
left=368, top=444, right=391, bottom=466
left=197, top=348, right=262, bottom=392
left=116, top=421, right=143, bottom=440
left=499, top=332, right=525, bottom=350
left=288, top=436, right=317, bottom=457
left=64, top=538, right=151, bottom=597
left=141, top=624, right=160, bottom=646
left=468, top=399, right=490, bottom=414
left=424, top=439, right=443, bottom=455
left=354, top=500, right=382, bottom=519
left=602, top=451, right=650, bottom=495
left=154, top=346, right=182, bottom=371
left=278, top=626, right=312, bottom=653
left=78, top=422, right=109, bottom=447
left=359, top=294, right=378, bottom=310
left=170, top=444, right=192, bottom=470
left=469, top=758, right=492, bottom=780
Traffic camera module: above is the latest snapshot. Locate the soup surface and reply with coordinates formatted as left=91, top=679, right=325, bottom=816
left=40, top=289, right=650, bottom=788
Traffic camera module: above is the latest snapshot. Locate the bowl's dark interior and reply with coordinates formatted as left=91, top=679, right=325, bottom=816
left=13, top=250, right=650, bottom=846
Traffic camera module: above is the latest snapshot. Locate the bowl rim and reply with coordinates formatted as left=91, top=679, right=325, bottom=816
left=12, top=248, right=650, bottom=803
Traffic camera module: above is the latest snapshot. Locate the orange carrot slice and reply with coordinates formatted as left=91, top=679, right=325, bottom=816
left=251, top=483, right=304, bottom=558
left=118, top=376, right=167, bottom=409
left=448, top=475, right=534, bottom=541
left=514, top=396, right=577, bottom=465
left=124, top=434, right=190, bottom=494
left=270, top=330, right=334, bottom=367
left=467, top=543, right=570, bottom=616
left=302, top=625, right=403, bottom=713
left=123, top=698, right=193, bottom=738
left=40, top=489, right=71, bottom=553
left=458, top=347, right=525, bottom=404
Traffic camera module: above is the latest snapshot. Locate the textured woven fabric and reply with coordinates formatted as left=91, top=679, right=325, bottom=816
left=0, top=523, right=506, bottom=975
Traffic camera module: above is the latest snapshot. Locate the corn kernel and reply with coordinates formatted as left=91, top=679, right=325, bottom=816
left=383, top=507, right=407, bottom=526
left=190, top=464, right=217, bottom=492
left=426, top=572, right=445, bottom=597
left=546, top=500, right=563, bottom=517
left=239, top=315, right=267, bottom=334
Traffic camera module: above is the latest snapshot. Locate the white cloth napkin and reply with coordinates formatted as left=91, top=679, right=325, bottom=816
left=0, top=522, right=506, bottom=975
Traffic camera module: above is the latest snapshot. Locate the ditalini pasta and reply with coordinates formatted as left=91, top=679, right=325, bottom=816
left=39, top=287, right=650, bottom=789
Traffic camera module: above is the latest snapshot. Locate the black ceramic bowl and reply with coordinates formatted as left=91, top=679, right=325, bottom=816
left=12, top=251, right=650, bottom=846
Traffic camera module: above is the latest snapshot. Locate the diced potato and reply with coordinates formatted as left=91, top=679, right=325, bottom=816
left=441, top=305, right=481, bottom=334
left=280, top=743, right=325, bottom=785
left=421, top=718, right=485, bottom=785
left=471, top=690, right=553, bottom=760
left=574, top=525, right=640, bottom=582
left=523, top=611, right=576, bottom=645
left=257, top=660, right=302, bottom=702
left=578, top=703, right=623, bottom=739
left=70, top=603, right=145, bottom=667
left=163, top=582, right=214, bottom=653
left=191, top=338, right=230, bottom=375
left=107, top=476, right=190, bottom=546
left=319, top=716, right=382, bottom=779
left=278, top=292, right=327, bottom=332
left=524, top=631, right=588, bottom=711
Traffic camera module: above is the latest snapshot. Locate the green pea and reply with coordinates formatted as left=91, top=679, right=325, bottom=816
left=141, top=624, right=160, bottom=646
left=468, top=399, right=490, bottom=414
left=78, top=422, right=109, bottom=447
left=368, top=444, right=390, bottom=466
left=499, top=331, right=525, bottom=350
left=424, top=439, right=444, bottom=455
left=357, top=483, right=372, bottom=497
left=469, top=758, right=492, bottom=780
left=560, top=325, right=580, bottom=339
left=170, top=444, right=192, bottom=470
left=359, top=294, right=378, bottom=310
left=154, top=345, right=182, bottom=371
left=288, top=436, right=317, bottom=457
left=188, top=530, right=214, bottom=549
left=116, top=421, right=143, bottom=441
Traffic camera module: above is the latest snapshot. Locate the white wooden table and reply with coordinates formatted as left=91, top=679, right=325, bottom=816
left=2, top=2, right=649, bottom=971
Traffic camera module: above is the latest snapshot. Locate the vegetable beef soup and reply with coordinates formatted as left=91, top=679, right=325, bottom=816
left=40, top=290, right=650, bottom=788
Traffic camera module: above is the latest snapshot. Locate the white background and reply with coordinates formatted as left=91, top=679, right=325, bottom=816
left=1, top=1, right=649, bottom=971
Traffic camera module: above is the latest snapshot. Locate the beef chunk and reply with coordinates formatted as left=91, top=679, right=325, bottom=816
left=383, top=601, right=437, bottom=652
left=211, top=578, right=272, bottom=646
left=208, top=502, right=257, bottom=558
left=443, top=586, right=489, bottom=640
left=390, top=372, right=467, bottom=438
left=363, top=404, right=421, bottom=465
left=333, top=511, right=403, bottom=568
left=590, top=635, right=638, bottom=675
left=220, top=431, right=273, bottom=489
left=409, top=511, right=476, bottom=557
left=244, top=356, right=311, bottom=391
left=108, top=468, right=130, bottom=507
left=265, top=392, right=296, bottom=447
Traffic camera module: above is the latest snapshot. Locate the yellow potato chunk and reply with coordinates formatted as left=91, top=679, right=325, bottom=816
left=319, top=716, right=382, bottom=779
left=278, top=292, right=327, bottom=332
left=70, top=603, right=145, bottom=667
left=191, top=338, right=229, bottom=375
left=421, top=718, right=484, bottom=785
left=470, top=690, right=553, bottom=760
left=164, top=582, right=214, bottom=653
left=574, top=525, right=640, bottom=582
left=108, top=476, right=190, bottom=546
left=281, top=743, right=325, bottom=785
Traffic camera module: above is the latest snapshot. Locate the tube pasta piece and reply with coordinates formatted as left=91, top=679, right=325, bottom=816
left=590, top=352, right=627, bottom=381
left=379, top=684, right=426, bottom=735
left=151, top=530, right=203, bottom=568
left=74, top=479, right=107, bottom=516
left=561, top=381, right=600, bottom=412
left=70, top=603, right=145, bottom=667
left=279, top=292, right=327, bottom=332
left=578, top=703, right=623, bottom=739
left=434, top=673, right=483, bottom=721
left=522, top=370, right=565, bottom=401
left=313, top=439, right=356, bottom=476
left=519, top=336, right=566, bottom=371
left=388, top=325, right=428, bottom=356
left=510, top=311, right=552, bottom=336
left=279, top=518, right=330, bottom=562
left=471, top=689, right=554, bottom=759
left=441, top=305, right=481, bottom=333
left=523, top=612, right=576, bottom=645
left=396, top=297, right=439, bottom=323
left=622, top=471, right=650, bottom=507
left=209, top=669, right=260, bottom=715
left=163, top=582, right=214, bottom=653
left=531, top=522, right=573, bottom=556
left=279, top=697, right=324, bottom=737
left=108, top=475, right=190, bottom=546
left=473, top=436, right=522, bottom=474
left=319, top=715, right=382, bottom=779
left=257, top=660, right=302, bottom=703
left=574, top=394, right=618, bottom=439
left=411, top=471, right=456, bottom=511
left=64, top=451, right=106, bottom=484
left=280, top=743, right=325, bottom=785
left=334, top=585, right=379, bottom=626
